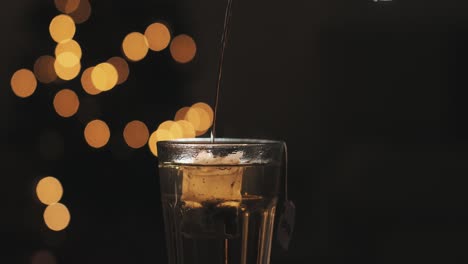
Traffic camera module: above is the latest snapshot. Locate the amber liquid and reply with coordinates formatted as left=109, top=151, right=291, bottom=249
left=159, top=165, right=279, bottom=264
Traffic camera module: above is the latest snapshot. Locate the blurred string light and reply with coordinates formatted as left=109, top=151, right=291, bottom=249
left=49, top=14, right=76, bottom=43
left=122, top=32, right=149, bottom=62
left=176, top=120, right=196, bottom=138
left=36, top=176, right=71, bottom=232
left=107, top=57, right=129, bottom=85
left=148, top=103, right=214, bottom=156
left=69, top=0, right=91, bottom=24
left=31, top=250, right=57, bottom=264
left=91, top=62, right=118, bottom=91
left=54, top=58, right=81, bottom=80
left=80, top=67, right=102, bottom=95
left=123, top=120, right=149, bottom=149
left=55, top=39, right=82, bottom=60
left=84, top=119, right=110, bottom=148
left=148, top=129, right=174, bottom=157
left=36, top=177, right=63, bottom=205
left=144, top=22, right=171, bottom=52
left=54, top=0, right=80, bottom=14
left=43, top=203, right=71, bottom=231
left=158, top=121, right=184, bottom=138
left=53, top=89, right=80, bottom=118
left=56, top=52, right=80, bottom=68
left=34, top=56, right=57, bottom=84
left=11, top=69, right=37, bottom=98
left=170, top=34, right=197, bottom=63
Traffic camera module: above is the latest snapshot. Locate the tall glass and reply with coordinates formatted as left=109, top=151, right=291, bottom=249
left=157, top=138, right=284, bottom=264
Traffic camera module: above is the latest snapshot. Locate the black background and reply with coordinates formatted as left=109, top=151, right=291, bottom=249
left=2, top=0, right=468, bottom=263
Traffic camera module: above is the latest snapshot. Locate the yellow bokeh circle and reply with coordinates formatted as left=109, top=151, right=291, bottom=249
left=91, top=63, right=118, bottom=91
left=144, top=22, right=171, bottom=51
left=36, top=176, right=63, bottom=205
left=49, top=14, right=76, bottom=43
left=122, top=32, right=149, bottom=62
left=43, top=203, right=71, bottom=231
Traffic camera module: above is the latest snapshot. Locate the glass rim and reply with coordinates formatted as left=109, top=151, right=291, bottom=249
left=157, top=138, right=284, bottom=148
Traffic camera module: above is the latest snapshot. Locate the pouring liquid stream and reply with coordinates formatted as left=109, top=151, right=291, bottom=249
left=211, top=0, right=234, bottom=143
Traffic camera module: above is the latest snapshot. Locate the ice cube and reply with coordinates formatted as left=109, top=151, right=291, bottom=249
left=181, top=151, right=244, bottom=203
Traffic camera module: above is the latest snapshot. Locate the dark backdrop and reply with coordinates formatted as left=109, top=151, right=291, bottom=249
left=2, top=0, right=468, bottom=263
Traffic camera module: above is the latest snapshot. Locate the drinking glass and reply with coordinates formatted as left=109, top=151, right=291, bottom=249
left=157, top=138, right=284, bottom=264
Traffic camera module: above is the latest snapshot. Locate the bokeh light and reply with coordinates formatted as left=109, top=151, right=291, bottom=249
left=55, top=39, right=82, bottom=59
left=84, top=119, right=110, bottom=148
left=158, top=120, right=183, bottom=138
left=170, top=34, right=197, bottom=63
left=49, top=14, right=76, bottom=43
left=123, top=120, right=149, bottom=149
left=56, top=52, right=80, bottom=68
left=36, top=176, right=63, bottom=205
left=53, top=89, right=79, bottom=118
left=34, top=55, right=57, bottom=84
left=107, top=57, right=129, bottom=85
left=176, top=120, right=196, bottom=138
left=192, top=102, right=214, bottom=125
left=81, top=67, right=101, bottom=95
left=148, top=129, right=174, bottom=157
left=91, top=63, right=118, bottom=91
left=69, top=0, right=91, bottom=24
left=43, top=203, right=70, bottom=231
left=185, top=107, right=211, bottom=132
left=54, top=0, right=80, bottom=14
left=174, top=106, right=190, bottom=121
left=31, top=250, right=57, bottom=264
left=122, top=32, right=149, bottom=62
left=11, top=69, right=37, bottom=98
left=144, top=22, right=171, bottom=51
left=54, top=59, right=81, bottom=80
